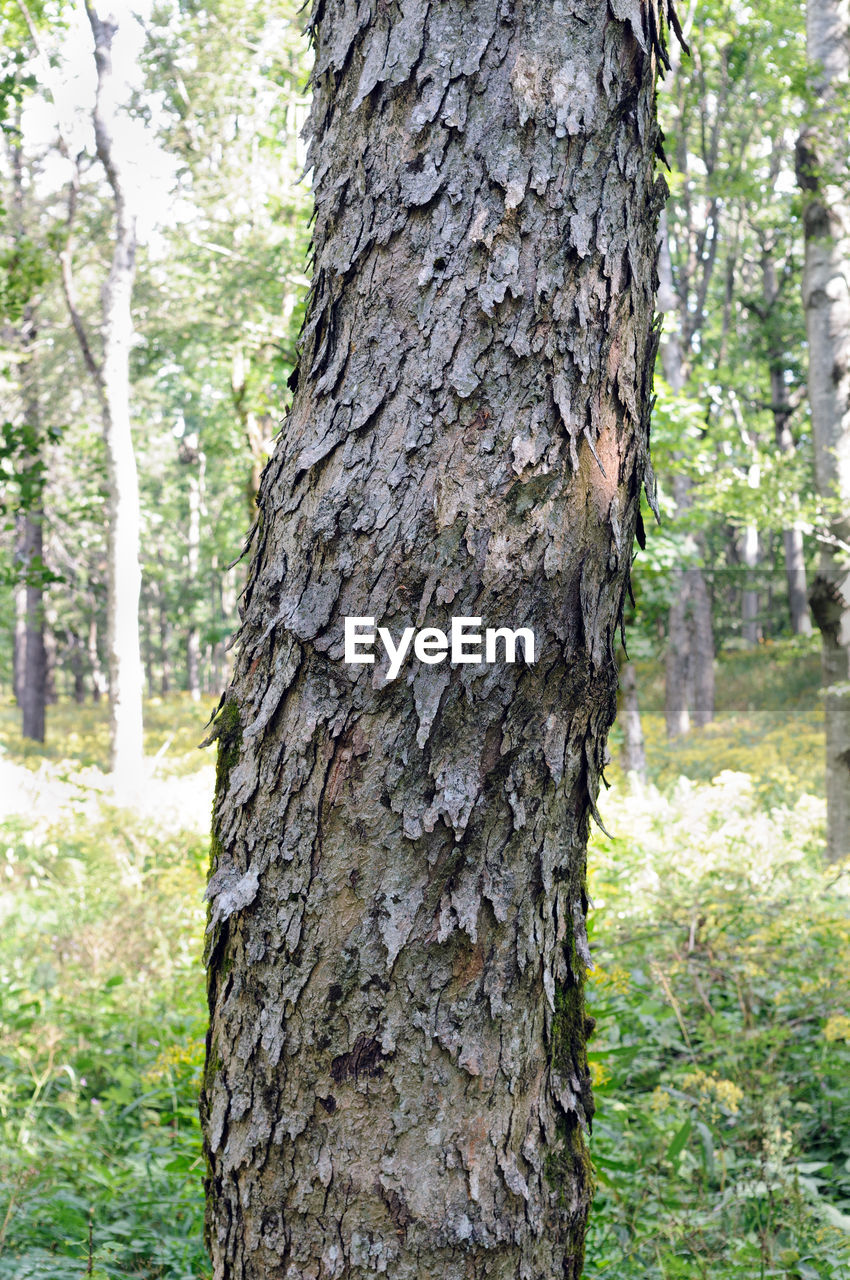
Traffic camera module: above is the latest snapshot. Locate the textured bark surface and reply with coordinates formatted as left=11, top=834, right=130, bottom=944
left=800, top=0, right=850, bottom=861
left=202, top=3, right=667, bottom=1276
left=658, top=217, right=713, bottom=736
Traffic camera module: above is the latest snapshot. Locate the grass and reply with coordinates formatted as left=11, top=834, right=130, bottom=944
left=0, top=697, right=215, bottom=1279
left=0, top=641, right=847, bottom=1278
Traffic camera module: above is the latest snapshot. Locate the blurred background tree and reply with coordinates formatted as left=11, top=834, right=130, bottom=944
left=0, top=0, right=311, bottom=756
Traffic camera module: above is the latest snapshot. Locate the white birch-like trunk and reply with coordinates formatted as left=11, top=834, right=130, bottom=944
left=87, top=5, right=144, bottom=795
left=800, top=0, right=850, bottom=861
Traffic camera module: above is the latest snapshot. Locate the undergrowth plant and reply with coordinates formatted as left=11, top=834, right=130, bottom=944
left=0, top=647, right=847, bottom=1278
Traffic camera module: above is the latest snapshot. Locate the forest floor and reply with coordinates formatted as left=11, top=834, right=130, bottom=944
left=0, top=640, right=848, bottom=1279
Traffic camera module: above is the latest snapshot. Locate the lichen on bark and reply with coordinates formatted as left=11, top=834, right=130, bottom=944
left=201, top=2, right=670, bottom=1276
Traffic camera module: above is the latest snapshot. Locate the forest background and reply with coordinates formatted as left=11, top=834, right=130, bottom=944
left=0, top=1, right=849, bottom=1277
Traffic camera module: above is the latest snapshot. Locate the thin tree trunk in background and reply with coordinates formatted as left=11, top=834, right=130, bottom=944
left=70, top=635, right=86, bottom=703
left=232, top=345, right=277, bottom=521
left=202, top=2, right=666, bottom=1274
left=57, top=6, right=144, bottom=792
left=209, top=554, right=233, bottom=691
left=143, top=595, right=156, bottom=698
left=13, top=526, right=27, bottom=705
left=620, top=660, right=647, bottom=781
left=159, top=598, right=172, bottom=696
left=8, top=128, right=47, bottom=740
left=783, top=526, right=811, bottom=635
left=763, top=252, right=812, bottom=636
left=180, top=432, right=205, bottom=702
left=90, top=6, right=144, bottom=790
left=20, top=511, right=46, bottom=740
left=660, top=237, right=691, bottom=739
left=88, top=612, right=106, bottom=702
left=741, top=525, right=760, bottom=646
left=689, top=567, right=714, bottom=725
left=666, top=578, right=691, bottom=738
left=659, top=215, right=713, bottom=736
left=799, top=0, right=850, bottom=860
left=18, top=353, right=46, bottom=739
left=42, top=600, right=56, bottom=706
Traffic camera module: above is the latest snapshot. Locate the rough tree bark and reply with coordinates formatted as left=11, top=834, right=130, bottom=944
left=202, top=3, right=669, bottom=1276
left=799, top=0, right=850, bottom=861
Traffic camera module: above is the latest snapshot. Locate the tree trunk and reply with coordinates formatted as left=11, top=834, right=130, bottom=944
left=783, top=526, right=811, bottom=636
left=92, top=8, right=144, bottom=790
left=201, top=5, right=666, bottom=1276
left=70, top=635, right=86, bottom=704
left=665, top=580, right=691, bottom=738
left=17, top=349, right=46, bottom=739
left=658, top=216, right=713, bottom=735
left=8, top=133, right=46, bottom=740
left=159, top=597, right=172, bottom=696
left=13, top=569, right=27, bottom=706
left=799, top=0, right=850, bottom=860
left=740, top=524, right=761, bottom=646
left=88, top=611, right=107, bottom=702
left=210, top=554, right=236, bottom=691
left=183, top=434, right=204, bottom=701
left=688, top=565, right=714, bottom=726
left=19, top=511, right=46, bottom=741
left=619, top=660, right=647, bottom=781
left=143, top=595, right=156, bottom=698
left=763, top=253, right=812, bottom=636
left=231, top=346, right=277, bottom=521
left=61, top=7, right=144, bottom=791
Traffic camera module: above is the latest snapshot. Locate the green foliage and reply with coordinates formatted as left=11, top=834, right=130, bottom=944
left=586, top=648, right=850, bottom=1279
left=0, top=699, right=214, bottom=1277
left=2, top=657, right=847, bottom=1280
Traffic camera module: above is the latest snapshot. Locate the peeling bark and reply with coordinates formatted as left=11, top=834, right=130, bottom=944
left=799, top=0, right=850, bottom=861
left=202, top=3, right=667, bottom=1275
